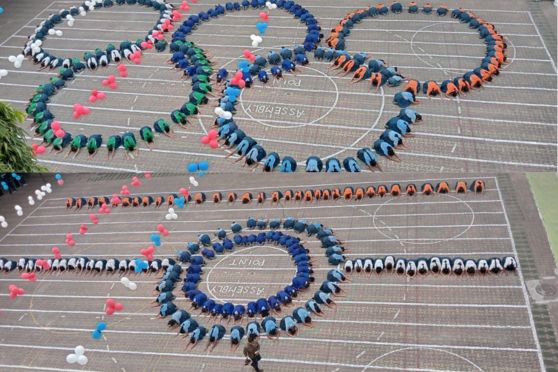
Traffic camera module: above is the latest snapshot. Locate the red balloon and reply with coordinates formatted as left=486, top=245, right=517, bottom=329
left=179, top=187, right=188, bottom=196
left=259, top=12, right=269, bottom=21
left=209, top=139, right=219, bottom=149
left=114, top=303, right=123, bottom=311
left=105, top=307, right=115, bottom=316
left=88, top=95, right=97, bottom=103
left=96, top=91, right=106, bottom=100
left=57, top=179, right=64, bottom=186
left=35, top=145, right=46, bottom=155
left=157, top=224, right=165, bottom=232
left=200, top=136, right=210, bottom=145
left=106, top=298, right=115, bottom=307
left=234, top=71, right=243, bottom=80
left=51, top=121, right=61, bottom=131
left=55, top=129, right=65, bottom=138
left=207, top=129, right=218, bottom=140
left=161, top=228, right=170, bottom=237
left=52, top=246, right=61, bottom=259
left=238, top=80, right=246, bottom=89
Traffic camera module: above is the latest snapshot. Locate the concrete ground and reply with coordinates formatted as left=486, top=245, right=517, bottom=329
left=0, top=172, right=556, bottom=371
left=0, top=0, right=556, bottom=173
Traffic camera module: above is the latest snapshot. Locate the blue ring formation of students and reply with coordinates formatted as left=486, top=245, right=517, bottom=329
left=63, top=179, right=487, bottom=209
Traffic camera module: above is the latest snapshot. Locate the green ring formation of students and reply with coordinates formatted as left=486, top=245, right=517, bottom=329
left=21, top=0, right=174, bottom=71
left=63, top=179, right=487, bottom=209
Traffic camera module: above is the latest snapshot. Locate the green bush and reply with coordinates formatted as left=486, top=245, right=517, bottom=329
left=0, top=101, right=48, bottom=172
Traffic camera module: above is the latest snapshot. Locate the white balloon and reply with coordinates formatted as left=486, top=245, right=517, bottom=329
left=214, top=107, right=224, bottom=116
left=68, top=20, right=75, bottom=27
left=172, top=214, right=178, bottom=220
left=168, top=208, right=175, bottom=214
left=77, top=355, right=88, bottom=365
left=74, top=345, right=85, bottom=356
left=66, top=354, right=78, bottom=364
left=46, top=183, right=52, bottom=188
left=34, top=40, right=42, bottom=46
left=16, top=210, right=23, bottom=216
left=120, top=277, right=130, bottom=284
left=80, top=11, right=86, bottom=16
left=250, top=34, right=257, bottom=41
left=1, top=222, right=7, bottom=228
left=48, top=28, right=56, bottom=35
left=46, top=188, right=52, bottom=194
left=165, top=214, right=172, bottom=221
left=56, top=30, right=63, bottom=36
left=189, top=177, right=199, bottom=187
left=223, top=111, right=233, bottom=120
left=8, top=55, right=17, bottom=63
left=28, top=199, right=35, bottom=206
left=0, top=216, right=5, bottom=222
left=127, top=282, right=137, bottom=290
left=14, top=61, right=22, bottom=69
left=40, top=185, right=47, bottom=191
left=17, top=54, right=24, bottom=62
left=14, top=205, right=22, bottom=210
left=0, top=70, right=8, bottom=78
left=251, top=40, right=259, bottom=48
left=37, top=195, right=43, bottom=201
left=255, top=36, right=263, bottom=43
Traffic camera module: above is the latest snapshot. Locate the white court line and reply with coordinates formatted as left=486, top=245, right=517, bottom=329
left=8, top=224, right=507, bottom=237
left=20, top=198, right=506, bottom=216
left=0, top=343, right=516, bottom=372
left=0, top=278, right=521, bottom=290
left=494, top=177, right=545, bottom=370
left=0, top=293, right=525, bottom=308
left=3, top=40, right=551, bottom=64
left=0, top=237, right=512, bottom=247
left=527, top=12, right=558, bottom=73
left=18, top=211, right=505, bottom=225
left=0, top=365, right=102, bottom=372
left=17, top=25, right=545, bottom=48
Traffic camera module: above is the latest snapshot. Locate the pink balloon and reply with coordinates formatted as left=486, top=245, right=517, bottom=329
left=51, top=121, right=61, bottom=131
left=114, top=303, right=123, bottom=311
left=88, top=95, right=97, bottom=103
left=82, top=106, right=90, bottom=115
left=96, top=91, right=106, bottom=100
left=180, top=1, right=190, bottom=11
left=200, top=135, right=210, bottom=145
left=157, top=224, right=165, bottom=232
left=179, top=188, right=189, bottom=196
left=66, top=233, right=73, bottom=240
left=57, top=179, right=64, bottom=186
left=52, top=246, right=61, bottom=259
left=89, top=214, right=98, bottom=224
left=259, top=12, right=269, bottom=21
left=67, top=239, right=75, bottom=247
left=209, top=139, right=219, bottom=149
left=117, top=64, right=127, bottom=71
left=55, top=129, right=65, bottom=138
left=106, top=298, right=115, bottom=307
left=105, top=307, right=115, bottom=316
left=35, top=145, right=46, bottom=155
left=107, top=75, right=116, bottom=83
left=21, top=272, right=37, bottom=282
left=234, top=71, right=243, bottom=80
left=144, top=172, right=152, bottom=179
left=161, top=228, right=170, bottom=237
left=31, top=143, right=38, bottom=151
left=238, top=80, right=246, bottom=89
left=207, top=129, right=218, bottom=140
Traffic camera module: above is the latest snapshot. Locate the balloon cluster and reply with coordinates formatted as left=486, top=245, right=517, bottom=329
left=165, top=208, right=178, bottom=220
left=200, top=129, right=219, bottom=149
left=88, top=89, right=106, bottom=103
left=150, top=233, right=162, bottom=247
left=8, top=54, right=24, bottom=68
left=8, top=284, right=25, bottom=299
left=14, top=205, right=23, bottom=217
left=65, top=232, right=76, bottom=247
left=105, top=298, right=124, bottom=315
left=249, top=34, right=263, bottom=48
left=120, top=184, right=130, bottom=195
left=72, top=103, right=91, bottom=119
left=120, top=277, right=138, bottom=291
left=20, top=272, right=37, bottom=282
left=265, top=1, right=278, bottom=9
left=79, top=224, right=88, bottom=235
left=66, top=345, right=88, bottom=366
left=102, top=74, right=118, bottom=90
left=187, top=161, right=209, bottom=175
left=180, top=1, right=190, bottom=11
left=47, top=28, right=63, bottom=37
left=89, top=213, right=99, bottom=224
left=50, top=121, right=66, bottom=139
left=131, top=176, right=142, bottom=187
left=52, top=246, right=62, bottom=259
left=189, top=176, right=199, bottom=187
left=140, top=245, right=156, bottom=260
left=99, top=203, right=111, bottom=214
left=117, top=63, right=128, bottom=77
left=91, top=321, right=107, bottom=339
left=55, top=173, right=64, bottom=186
left=157, top=224, right=170, bottom=237
left=0, top=215, right=7, bottom=229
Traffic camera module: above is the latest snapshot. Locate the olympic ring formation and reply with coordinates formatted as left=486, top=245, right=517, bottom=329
left=22, top=1, right=506, bottom=171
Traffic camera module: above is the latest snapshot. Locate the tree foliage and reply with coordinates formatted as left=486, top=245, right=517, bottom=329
left=0, top=102, right=48, bottom=172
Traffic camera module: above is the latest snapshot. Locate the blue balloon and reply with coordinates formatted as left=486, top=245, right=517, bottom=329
left=256, top=22, right=268, bottom=34
left=54, top=173, right=62, bottom=180
left=96, top=321, right=107, bottom=331
left=91, top=330, right=102, bottom=340
left=0, top=7, right=4, bottom=14
left=187, top=163, right=199, bottom=173
left=197, top=171, right=206, bottom=177
left=134, top=258, right=147, bottom=272
left=198, top=161, right=209, bottom=171
left=1, top=182, right=7, bottom=191
left=237, top=60, right=249, bottom=70
left=150, top=234, right=161, bottom=246
left=175, top=196, right=185, bottom=209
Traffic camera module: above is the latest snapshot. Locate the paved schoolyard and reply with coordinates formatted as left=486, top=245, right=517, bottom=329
left=0, top=0, right=556, bottom=173
left=0, top=172, right=555, bottom=371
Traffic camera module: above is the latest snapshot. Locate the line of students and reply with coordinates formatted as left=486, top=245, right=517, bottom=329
left=343, top=256, right=518, bottom=276
left=64, top=179, right=486, bottom=210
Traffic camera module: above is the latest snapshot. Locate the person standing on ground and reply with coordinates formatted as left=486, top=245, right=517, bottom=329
left=243, top=334, right=263, bottom=372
